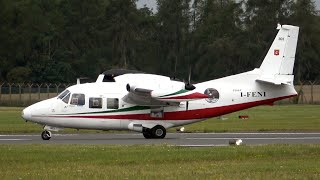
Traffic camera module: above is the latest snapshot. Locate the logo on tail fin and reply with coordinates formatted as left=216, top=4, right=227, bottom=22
left=274, top=49, right=280, bottom=56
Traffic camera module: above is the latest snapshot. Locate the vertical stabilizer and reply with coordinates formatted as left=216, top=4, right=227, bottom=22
left=257, top=24, right=299, bottom=85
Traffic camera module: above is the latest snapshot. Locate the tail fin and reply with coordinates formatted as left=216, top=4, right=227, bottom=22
left=257, top=24, right=299, bottom=85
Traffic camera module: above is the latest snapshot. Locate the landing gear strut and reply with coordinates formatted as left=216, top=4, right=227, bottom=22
left=143, top=125, right=166, bottom=139
left=41, top=130, right=52, bottom=140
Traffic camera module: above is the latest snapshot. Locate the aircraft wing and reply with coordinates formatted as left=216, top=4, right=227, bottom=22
left=122, top=87, right=168, bottom=106
left=122, top=84, right=208, bottom=106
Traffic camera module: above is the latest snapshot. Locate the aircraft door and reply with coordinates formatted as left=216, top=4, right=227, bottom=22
left=68, top=93, right=86, bottom=113
left=105, top=97, right=121, bottom=129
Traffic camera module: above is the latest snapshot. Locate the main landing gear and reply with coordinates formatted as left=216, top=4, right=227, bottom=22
left=143, top=125, right=166, bottom=139
left=41, top=130, right=52, bottom=140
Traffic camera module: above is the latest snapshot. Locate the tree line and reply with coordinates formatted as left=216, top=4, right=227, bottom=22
left=0, top=0, right=319, bottom=83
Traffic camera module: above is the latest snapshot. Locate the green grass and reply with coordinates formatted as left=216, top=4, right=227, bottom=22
left=0, top=106, right=319, bottom=179
left=183, top=105, right=320, bottom=132
left=0, top=107, right=100, bottom=133
left=0, top=105, right=319, bottom=133
left=0, top=107, right=42, bottom=133
left=0, top=144, right=319, bottom=179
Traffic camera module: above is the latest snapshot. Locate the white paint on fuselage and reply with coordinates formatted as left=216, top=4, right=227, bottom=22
left=22, top=69, right=296, bottom=131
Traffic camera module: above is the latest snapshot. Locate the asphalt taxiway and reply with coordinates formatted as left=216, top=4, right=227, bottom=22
left=1, top=132, right=320, bottom=146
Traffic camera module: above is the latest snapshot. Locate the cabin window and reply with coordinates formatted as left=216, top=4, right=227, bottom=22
left=70, top=93, right=85, bottom=105
left=62, top=93, right=70, bottom=104
left=107, top=98, right=119, bottom=109
left=89, top=98, right=102, bottom=109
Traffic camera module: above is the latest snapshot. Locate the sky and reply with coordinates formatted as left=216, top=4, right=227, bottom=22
left=315, top=0, right=320, bottom=8
left=136, top=0, right=157, bottom=12
left=136, top=0, right=320, bottom=12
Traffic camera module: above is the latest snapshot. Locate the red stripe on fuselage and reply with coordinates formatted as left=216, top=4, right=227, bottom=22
left=42, top=95, right=296, bottom=121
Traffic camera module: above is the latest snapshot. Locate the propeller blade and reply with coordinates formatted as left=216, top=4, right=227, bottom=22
left=185, top=66, right=195, bottom=90
left=188, top=67, right=191, bottom=85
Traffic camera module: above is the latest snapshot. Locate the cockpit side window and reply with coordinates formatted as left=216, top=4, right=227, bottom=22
left=58, top=90, right=70, bottom=99
left=70, top=94, right=85, bottom=106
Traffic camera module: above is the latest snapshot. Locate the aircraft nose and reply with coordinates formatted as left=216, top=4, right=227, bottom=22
left=22, top=107, right=32, bottom=121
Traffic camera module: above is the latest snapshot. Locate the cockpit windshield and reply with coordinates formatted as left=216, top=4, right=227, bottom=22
left=58, top=90, right=71, bottom=104
left=62, top=93, right=70, bottom=104
left=57, top=90, right=70, bottom=99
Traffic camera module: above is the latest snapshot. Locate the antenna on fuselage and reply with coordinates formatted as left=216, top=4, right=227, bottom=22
left=77, top=77, right=90, bottom=84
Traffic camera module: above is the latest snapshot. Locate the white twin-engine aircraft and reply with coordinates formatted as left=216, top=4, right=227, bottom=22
left=22, top=24, right=299, bottom=140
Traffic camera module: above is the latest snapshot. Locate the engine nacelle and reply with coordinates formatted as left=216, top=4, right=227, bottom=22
left=126, top=84, right=136, bottom=92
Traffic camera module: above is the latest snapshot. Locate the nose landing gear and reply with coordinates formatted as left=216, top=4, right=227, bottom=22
left=41, top=130, right=52, bottom=140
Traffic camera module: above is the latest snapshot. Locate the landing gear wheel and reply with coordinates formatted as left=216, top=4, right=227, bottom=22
left=41, top=130, right=52, bottom=140
left=151, top=125, right=166, bottom=139
left=143, top=132, right=152, bottom=139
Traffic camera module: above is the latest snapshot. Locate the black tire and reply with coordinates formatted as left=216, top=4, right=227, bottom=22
left=41, top=130, right=51, bottom=140
left=151, top=125, right=166, bottom=139
left=142, top=132, right=152, bottom=139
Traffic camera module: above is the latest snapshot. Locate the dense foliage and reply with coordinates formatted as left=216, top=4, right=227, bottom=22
left=0, top=0, right=319, bottom=83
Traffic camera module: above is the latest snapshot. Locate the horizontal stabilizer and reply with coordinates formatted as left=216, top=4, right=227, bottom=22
left=256, top=75, right=294, bottom=85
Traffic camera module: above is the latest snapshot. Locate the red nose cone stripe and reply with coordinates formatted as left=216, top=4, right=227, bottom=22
left=160, top=92, right=209, bottom=100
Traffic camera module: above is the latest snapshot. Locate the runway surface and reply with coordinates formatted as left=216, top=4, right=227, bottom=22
left=1, top=132, right=320, bottom=146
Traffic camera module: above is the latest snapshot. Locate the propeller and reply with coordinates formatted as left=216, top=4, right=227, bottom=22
left=184, top=67, right=196, bottom=91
